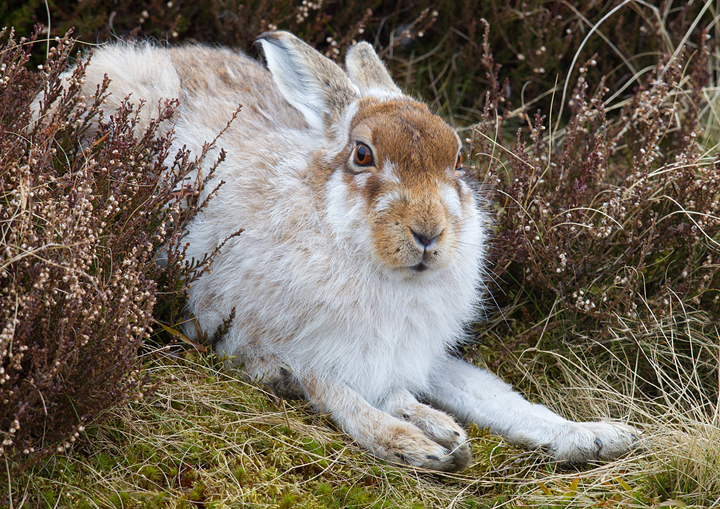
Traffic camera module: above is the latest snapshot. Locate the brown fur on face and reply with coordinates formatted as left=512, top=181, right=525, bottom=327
left=342, top=97, right=467, bottom=273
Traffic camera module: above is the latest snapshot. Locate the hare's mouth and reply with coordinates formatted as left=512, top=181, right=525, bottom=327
left=410, top=262, right=428, bottom=272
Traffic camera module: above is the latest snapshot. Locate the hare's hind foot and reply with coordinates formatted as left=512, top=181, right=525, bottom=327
left=233, top=354, right=305, bottom=399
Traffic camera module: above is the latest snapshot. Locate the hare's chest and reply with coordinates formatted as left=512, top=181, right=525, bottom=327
left=336, top=281, right=462, bottom=394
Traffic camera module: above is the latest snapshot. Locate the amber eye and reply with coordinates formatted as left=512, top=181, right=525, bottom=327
left=353, top=142, right=374, bottom=167
left=455, top=152, right=463, bottom=170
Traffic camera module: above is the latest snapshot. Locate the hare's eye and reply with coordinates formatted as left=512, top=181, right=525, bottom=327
left=454, top=153, right=466, bottom=176
left=455, top=152, right=463, bottom=170
left=353, top=142, right=374, bottom=167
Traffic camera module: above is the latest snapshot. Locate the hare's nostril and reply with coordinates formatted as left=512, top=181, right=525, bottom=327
left=411, top=229, right=440, bottom=250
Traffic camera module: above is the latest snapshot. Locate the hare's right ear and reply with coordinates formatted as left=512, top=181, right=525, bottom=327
left=345, top=42, right=401, bottom=97
left=256, top=31, right=358, bottom=132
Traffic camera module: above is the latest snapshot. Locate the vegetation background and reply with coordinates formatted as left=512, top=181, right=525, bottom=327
left=1, top=0, right=720, bottom=507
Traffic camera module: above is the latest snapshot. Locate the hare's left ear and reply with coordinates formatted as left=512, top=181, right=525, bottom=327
left=256, top=31, right=358, bottom=132
left=345, top=42, right=401, bottom=96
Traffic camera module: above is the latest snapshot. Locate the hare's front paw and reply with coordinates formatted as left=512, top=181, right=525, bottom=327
left=550, top=421, right=640, bottom=463
left=397, top=405, right=471, bottom=469
left=375, top=420, right=470, bottom=472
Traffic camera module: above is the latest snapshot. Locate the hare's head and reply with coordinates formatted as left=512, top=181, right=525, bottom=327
left=257, top=32, right=481, bottom=276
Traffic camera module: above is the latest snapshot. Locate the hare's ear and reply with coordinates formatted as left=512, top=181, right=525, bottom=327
left=345, top=42, right=401, bottom=96
left=256, top=31, right=358, bottom=132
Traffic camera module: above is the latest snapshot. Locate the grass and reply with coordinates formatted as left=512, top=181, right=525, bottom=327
left=4, top=347, right=677, bottom=508
left=3, top=0, right=720, bottom=507
left=6, top=311, right=720, bottom=507
left=3, top=311, right=719, bottom=507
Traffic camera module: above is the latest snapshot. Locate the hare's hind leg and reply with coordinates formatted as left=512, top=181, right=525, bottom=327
left=425, top=357, right=639, bottom=463
left=235, top=354, right=305, bottom=399
left=299, top=375, right=469, bottom=471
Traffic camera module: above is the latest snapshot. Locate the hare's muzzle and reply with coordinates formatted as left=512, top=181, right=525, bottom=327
left=368, top=192, right=458, bottom=275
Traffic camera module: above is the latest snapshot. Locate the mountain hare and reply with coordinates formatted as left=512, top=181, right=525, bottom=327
left=58, top=32, right=637, bottom=471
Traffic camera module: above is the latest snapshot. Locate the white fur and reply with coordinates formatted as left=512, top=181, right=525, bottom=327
left=325, top=170, right=370, bottom=243
left=54, top=33, right=638, bottom=471
left=440, top=183, right=462, bottom=216
left=425, top=358, right=638, bottom=462
left=374, top=189, right=402, bottom=214
left=380, top=160, right=402, bottom=185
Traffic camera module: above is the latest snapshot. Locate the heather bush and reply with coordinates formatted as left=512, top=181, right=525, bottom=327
left=5, top=1, right=715, bottom=122
left=469, top=21, right=719, bottom=404
left=0, top=29, right=211, bottom=474
left=480, top=44, right=719, bottom=318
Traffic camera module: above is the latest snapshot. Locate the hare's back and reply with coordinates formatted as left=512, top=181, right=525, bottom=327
left=167, top=45, right=307, bottom=133
left=80, top=43, right=306, bottom=134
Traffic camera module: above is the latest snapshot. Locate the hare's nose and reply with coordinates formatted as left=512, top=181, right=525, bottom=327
left=411, top=229, right=440, bottom=250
